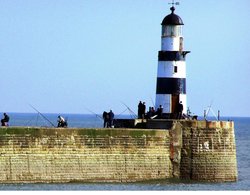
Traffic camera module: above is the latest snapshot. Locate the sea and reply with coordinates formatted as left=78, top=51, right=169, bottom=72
left=0, top=113, right=249, bottom=191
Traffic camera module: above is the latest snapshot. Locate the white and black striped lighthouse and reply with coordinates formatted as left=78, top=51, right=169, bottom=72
left=155, top=6, right=190, bottom=118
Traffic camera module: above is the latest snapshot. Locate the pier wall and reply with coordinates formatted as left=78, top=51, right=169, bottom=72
left=180, top=121, right=237, bottom=182
left=0, top=120, right=237, bottom=183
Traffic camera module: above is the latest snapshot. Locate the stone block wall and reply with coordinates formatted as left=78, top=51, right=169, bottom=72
left=0, top=120, right=238, bottom=183
left=0, top=128, right=171, bottom=183
left=180, top=120, right=238, bottom=182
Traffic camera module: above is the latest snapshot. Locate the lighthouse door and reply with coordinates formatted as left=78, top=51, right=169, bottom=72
left=171, top=94, right=179, bottom=117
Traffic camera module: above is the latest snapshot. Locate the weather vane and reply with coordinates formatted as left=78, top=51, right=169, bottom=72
left=168, top=0, right=180, bottom=7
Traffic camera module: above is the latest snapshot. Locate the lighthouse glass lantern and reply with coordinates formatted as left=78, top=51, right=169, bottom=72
left=155, top=6, right=190, bottom=118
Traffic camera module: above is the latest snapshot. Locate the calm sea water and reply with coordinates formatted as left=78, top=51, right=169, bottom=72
left=0, top=113, right=249, bottom=191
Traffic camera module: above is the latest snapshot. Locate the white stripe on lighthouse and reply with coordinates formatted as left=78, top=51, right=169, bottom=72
left=161, top=37, right=181, bottom=51
left=157, top=61, right=186, bottom=78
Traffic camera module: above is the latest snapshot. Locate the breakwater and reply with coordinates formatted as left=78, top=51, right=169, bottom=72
left=0, top=120, right=237, bottom=183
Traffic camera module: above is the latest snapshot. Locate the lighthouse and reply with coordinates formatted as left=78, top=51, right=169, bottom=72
left=155, top=5, right=190, bottom=118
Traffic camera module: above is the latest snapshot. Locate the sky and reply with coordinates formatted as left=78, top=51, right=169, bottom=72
left=0, top=0, right=249, bottom=117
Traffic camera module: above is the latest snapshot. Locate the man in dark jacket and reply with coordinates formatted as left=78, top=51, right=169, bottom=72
left=1, top=113, right=9, bottom=126
left=177, top=101, right=183, bottom=119
left=108, top=110, right=114, bottom=128
left=102, top=111, right=109, bottom=128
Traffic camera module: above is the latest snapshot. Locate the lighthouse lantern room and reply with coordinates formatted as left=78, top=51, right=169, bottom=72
left=155, top=5, right=190, bottom=118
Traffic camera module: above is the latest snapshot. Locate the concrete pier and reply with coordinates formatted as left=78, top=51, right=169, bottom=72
left=0, top=120, right=237, bottom=183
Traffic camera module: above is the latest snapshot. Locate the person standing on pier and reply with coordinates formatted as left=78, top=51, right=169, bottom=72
left=108, top=110, right=114, bottom=128
left=142, top=102, right=146, bottom=119
left=138, top=101, right=143, bottom=119
left=157, top=105, right=163, bottom=119
left=177, top=101, right=183, bottom=119
left=102, top=111, right=109, bottom=128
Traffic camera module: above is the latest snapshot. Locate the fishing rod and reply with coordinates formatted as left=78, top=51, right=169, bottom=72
left=204, top=101, right=218, bottom=121
left=29, top=104, right=56, bottom=127
left=83, top=106, right=103, bottom=120
left=150, top=96, right=155, bottom=108
left=210, top=107, right=219, bottom=121
left=120, top=101, right=137, bottom=119
left=116, top=108, right=128, bottom=118
left=204, top=101, right=212, bottom=120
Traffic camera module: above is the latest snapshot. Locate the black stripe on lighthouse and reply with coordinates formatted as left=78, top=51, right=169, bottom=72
left=158, top=51, right=190, bottom=61
left=156, top=78, right=186, bottom=94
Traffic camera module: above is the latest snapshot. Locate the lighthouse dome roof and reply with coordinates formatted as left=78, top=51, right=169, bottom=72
left=161, top=7, right=184, bottom=25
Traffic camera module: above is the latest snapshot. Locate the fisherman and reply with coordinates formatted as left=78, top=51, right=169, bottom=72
left=156, top=105, right=163, bottom=119
left=151, top=107, right=156, bottom=117
left=57, top=115, right=67, bottom=127
left=1, top=113, right=9, bottom=126
left=108, top=110, right=114, bottom=128
left=138, top=101, right=143, bottom=119
left=102, top=111, right=109, bottom=128
left=142, top=102, right=146, bottom=119
left=146, top=107, right=152, bottom=119
left=177, top=101, right=183, bottom=119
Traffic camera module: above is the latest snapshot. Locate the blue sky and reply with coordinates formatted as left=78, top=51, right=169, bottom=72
left=0, top=0, right=249, bottom=117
